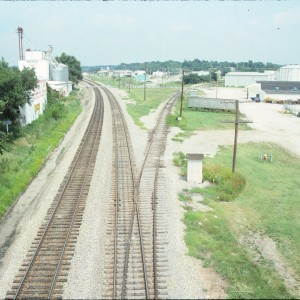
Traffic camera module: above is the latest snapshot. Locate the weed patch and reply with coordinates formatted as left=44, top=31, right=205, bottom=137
left=0, top=91, right=82, bottom=219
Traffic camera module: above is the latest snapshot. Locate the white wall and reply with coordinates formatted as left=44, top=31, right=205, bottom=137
left=274, top=65, right=300, bottom=81
left=47, top=81, right=72, bottom=96
left=225, top=73, right=269, bottom=87
left=246, top=83, right=261, bottom=99
left=19, top=80, right=47, bottom=126
left=187, top=160, right=203, bottom=184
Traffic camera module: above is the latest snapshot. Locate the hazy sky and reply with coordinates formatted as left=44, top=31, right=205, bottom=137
left=1, top=1, right=300, bottom=67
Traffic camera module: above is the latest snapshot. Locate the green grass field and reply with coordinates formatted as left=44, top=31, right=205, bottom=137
left=126, top=88, right=178, bottom=128
left=178, top=143, right=300, bottom=298
left=0, top=92, right=82, bottom=219
left=167, top=96, right=251, bottom=141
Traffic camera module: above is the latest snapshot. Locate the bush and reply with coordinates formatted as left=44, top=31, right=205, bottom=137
left=45, top=101, right=65, bottom=120
left=203, top=163, right=246, bottom=201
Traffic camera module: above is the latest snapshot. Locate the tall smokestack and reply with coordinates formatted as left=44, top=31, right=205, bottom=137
left=17, top=27, right=24, bottom=60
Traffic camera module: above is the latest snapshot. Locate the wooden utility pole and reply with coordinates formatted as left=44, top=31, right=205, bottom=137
left=222, top=100, right=252, bottom=172
left=144, top=63, right=147, bottom=101
left=129, top=75, right=132, bottom=93
left=179, top=68, right=184, bottom=119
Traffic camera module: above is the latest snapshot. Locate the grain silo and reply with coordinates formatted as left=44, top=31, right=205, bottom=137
left=50, top=63, right=69, bottom=82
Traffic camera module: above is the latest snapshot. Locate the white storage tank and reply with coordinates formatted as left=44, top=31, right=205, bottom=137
left=51, top=63, right=69, bottom=82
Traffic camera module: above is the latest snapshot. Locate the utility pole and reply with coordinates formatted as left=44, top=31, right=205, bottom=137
left=179, top=68, right=184, bottom=119
left=216, top=74, right=219, bottom=98
left=209, top=65, right=212, bottom=89
left=221, top=100, right=252, bottom=172
left=118, top=72, right=121, bottom=88
left=144, top=63, right=147, bottom=101
left=129, top=74, right=132, bottom=93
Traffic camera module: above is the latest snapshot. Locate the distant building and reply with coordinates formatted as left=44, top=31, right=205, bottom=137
left=273, top=65, right=300, bottom=81
left=246, top=81, right=300, bottom=102
left=225, top=71, right=274, bottom=87
left=18, top=48, right=72, bottom=125
left=225, top=65, right=300, bottom=87
left=152, top=70, right=165, bottom=78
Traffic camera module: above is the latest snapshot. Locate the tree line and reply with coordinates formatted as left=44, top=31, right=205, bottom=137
left=82, top=59, right=282, bottom=76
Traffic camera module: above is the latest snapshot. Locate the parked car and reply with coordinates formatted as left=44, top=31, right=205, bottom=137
left=250, top=96, right=261, bottom=102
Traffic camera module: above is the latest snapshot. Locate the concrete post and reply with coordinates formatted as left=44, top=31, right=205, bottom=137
left=187, top=153, right=204, bottom=184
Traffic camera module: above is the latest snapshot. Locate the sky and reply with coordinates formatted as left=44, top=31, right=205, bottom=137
left=1, top=1, right=300, bottom=67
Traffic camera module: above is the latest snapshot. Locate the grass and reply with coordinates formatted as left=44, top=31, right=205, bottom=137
left=172, top=151, right=187, bottom=176
left=176, top=142, right=300, bottom=298
left=89, top=74, right=180, bottom=128
left=125, top=88, right=179, bottom=128
left=0, top=91, right=82, bottom=219
left=167, top=95, right=251, bottom=142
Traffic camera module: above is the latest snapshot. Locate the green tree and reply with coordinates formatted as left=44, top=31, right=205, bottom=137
left=211, top=71, right=218, bottom=81
left=0, top=58, right=38, bottom=153
left=55, top=52, right=83, bottom=86
left=183, top=73, right=210, bottom=84
left=0, top=59, right=37, bottom=123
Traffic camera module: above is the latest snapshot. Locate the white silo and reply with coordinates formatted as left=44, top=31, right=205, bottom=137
left=51, top=63, right=69, bottom=82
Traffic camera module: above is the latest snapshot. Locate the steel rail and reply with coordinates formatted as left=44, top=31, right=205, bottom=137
left=48, top=86, right=104, bottom=298
left=89, top=79, right=178, bottom=299
left=137, top=92, right=179, bottom=299
left=98, top=83, right=149, bottom=299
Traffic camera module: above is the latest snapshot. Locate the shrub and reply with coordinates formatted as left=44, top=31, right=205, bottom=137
left=45, top=101, right=65, bottom=120
left=203, top=163, right=246, bottom=201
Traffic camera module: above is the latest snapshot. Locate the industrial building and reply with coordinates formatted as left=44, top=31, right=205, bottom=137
left=247, top=81, right=300, bottom=102
left=225, top=65, right=300, bottom=88
left=225, top=71, right=275, bottom=87
left=17, top=27, right=72, bottom=125
left=273, top=65, right=300, bottom=81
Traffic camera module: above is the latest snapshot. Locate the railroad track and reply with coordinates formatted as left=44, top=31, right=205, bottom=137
left=6, top=83, right=104, bottom=299
left=136, top=92, right=179, bottom=299
left=92, top=81, right=178, bottom=299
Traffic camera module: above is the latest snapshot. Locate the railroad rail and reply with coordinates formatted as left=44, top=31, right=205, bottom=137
left=92, top=80, right=178, bottom=299
left=6, top=83, right=104, bottom=299
left=136, top=92, right=179, bottom=299
left=96, top=84, right=147, bottom=299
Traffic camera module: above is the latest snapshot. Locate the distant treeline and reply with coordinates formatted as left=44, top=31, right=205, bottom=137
left=82, top=59, right=282, bottom=75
